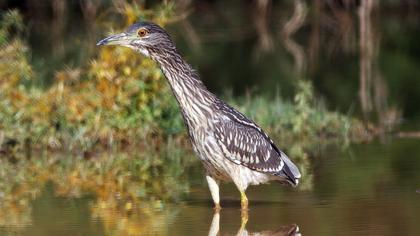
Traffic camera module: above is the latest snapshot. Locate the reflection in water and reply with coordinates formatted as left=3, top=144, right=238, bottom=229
left=0, top=148, right=194, bottom=234
left=208, top=211, right=300, bottom=236
left=91, top=204, right=179, bottom=235
left=1, top=140, right=420, bottom=235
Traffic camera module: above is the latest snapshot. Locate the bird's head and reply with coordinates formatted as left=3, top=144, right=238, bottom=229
left=96, top=22, right=175, bottom=57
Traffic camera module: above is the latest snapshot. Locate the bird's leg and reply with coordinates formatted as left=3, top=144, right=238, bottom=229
left=206, top=175, right=221, bottom=210
left=240, top=207, right=249, bottom=232
left=240, top=191, right=248, bottom=210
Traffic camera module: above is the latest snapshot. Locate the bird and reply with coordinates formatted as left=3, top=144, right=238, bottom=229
left=208, top=212, right=301, bottom=236
left=97, top=22, right=301, bottom=210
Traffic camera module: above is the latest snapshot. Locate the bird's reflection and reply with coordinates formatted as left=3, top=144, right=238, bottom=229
left=208, top=211, right=301, bottom=236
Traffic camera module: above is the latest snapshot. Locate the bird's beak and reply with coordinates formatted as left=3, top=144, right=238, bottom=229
left=96, top=32, right=131, bottom=46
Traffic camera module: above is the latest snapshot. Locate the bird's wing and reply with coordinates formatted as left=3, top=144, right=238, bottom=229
left=213, top=101, right=299, bottom=177
left=214, top=118, right=283, bottom=173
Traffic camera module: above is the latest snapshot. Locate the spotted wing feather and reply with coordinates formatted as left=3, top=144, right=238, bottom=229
left=213, top=101, right=286, bottom=174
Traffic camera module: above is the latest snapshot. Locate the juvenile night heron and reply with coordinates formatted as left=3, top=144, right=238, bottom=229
left=97, top=22, right=301, bottom=209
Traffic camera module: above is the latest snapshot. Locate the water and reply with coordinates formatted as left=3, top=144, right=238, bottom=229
left=1, top=138, right=419, bottom=235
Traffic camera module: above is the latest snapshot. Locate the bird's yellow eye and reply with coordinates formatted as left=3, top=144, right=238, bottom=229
left=138, top=28, right=147, bottom=37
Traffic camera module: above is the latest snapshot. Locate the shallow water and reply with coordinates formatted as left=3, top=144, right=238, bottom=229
left=1, top=138, right=419, bottom=235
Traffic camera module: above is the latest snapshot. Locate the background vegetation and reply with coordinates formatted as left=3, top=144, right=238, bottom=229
left=1, top=1, right=418, bottom=233
left=0, top=3, right=370, bottom=155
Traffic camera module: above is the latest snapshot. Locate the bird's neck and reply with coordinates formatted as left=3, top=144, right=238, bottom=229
left=151, top=49, right=216, bottom=125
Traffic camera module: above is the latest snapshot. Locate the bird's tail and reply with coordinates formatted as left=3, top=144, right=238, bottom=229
left=277, top=151, right=301, bottom=187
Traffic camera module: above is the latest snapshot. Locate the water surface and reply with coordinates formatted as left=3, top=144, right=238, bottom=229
left=1, top=138, right=419, bottom=235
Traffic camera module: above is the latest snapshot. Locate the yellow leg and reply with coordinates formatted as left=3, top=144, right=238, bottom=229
left=240, top=206, right=249, bottom=230
left=240, top=191, right=248, bottom=209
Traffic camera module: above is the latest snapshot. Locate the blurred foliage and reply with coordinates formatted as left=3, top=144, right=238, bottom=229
left=0, top=3, right=184, bottom=152
left=0, top=5, right=370, bottom=157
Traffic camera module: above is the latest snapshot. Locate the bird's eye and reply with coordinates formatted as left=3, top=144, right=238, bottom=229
left=138, top=28, right=147, bottom=37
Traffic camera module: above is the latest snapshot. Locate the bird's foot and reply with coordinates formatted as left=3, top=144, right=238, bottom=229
left=213, top=203, right=222, bottom=213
